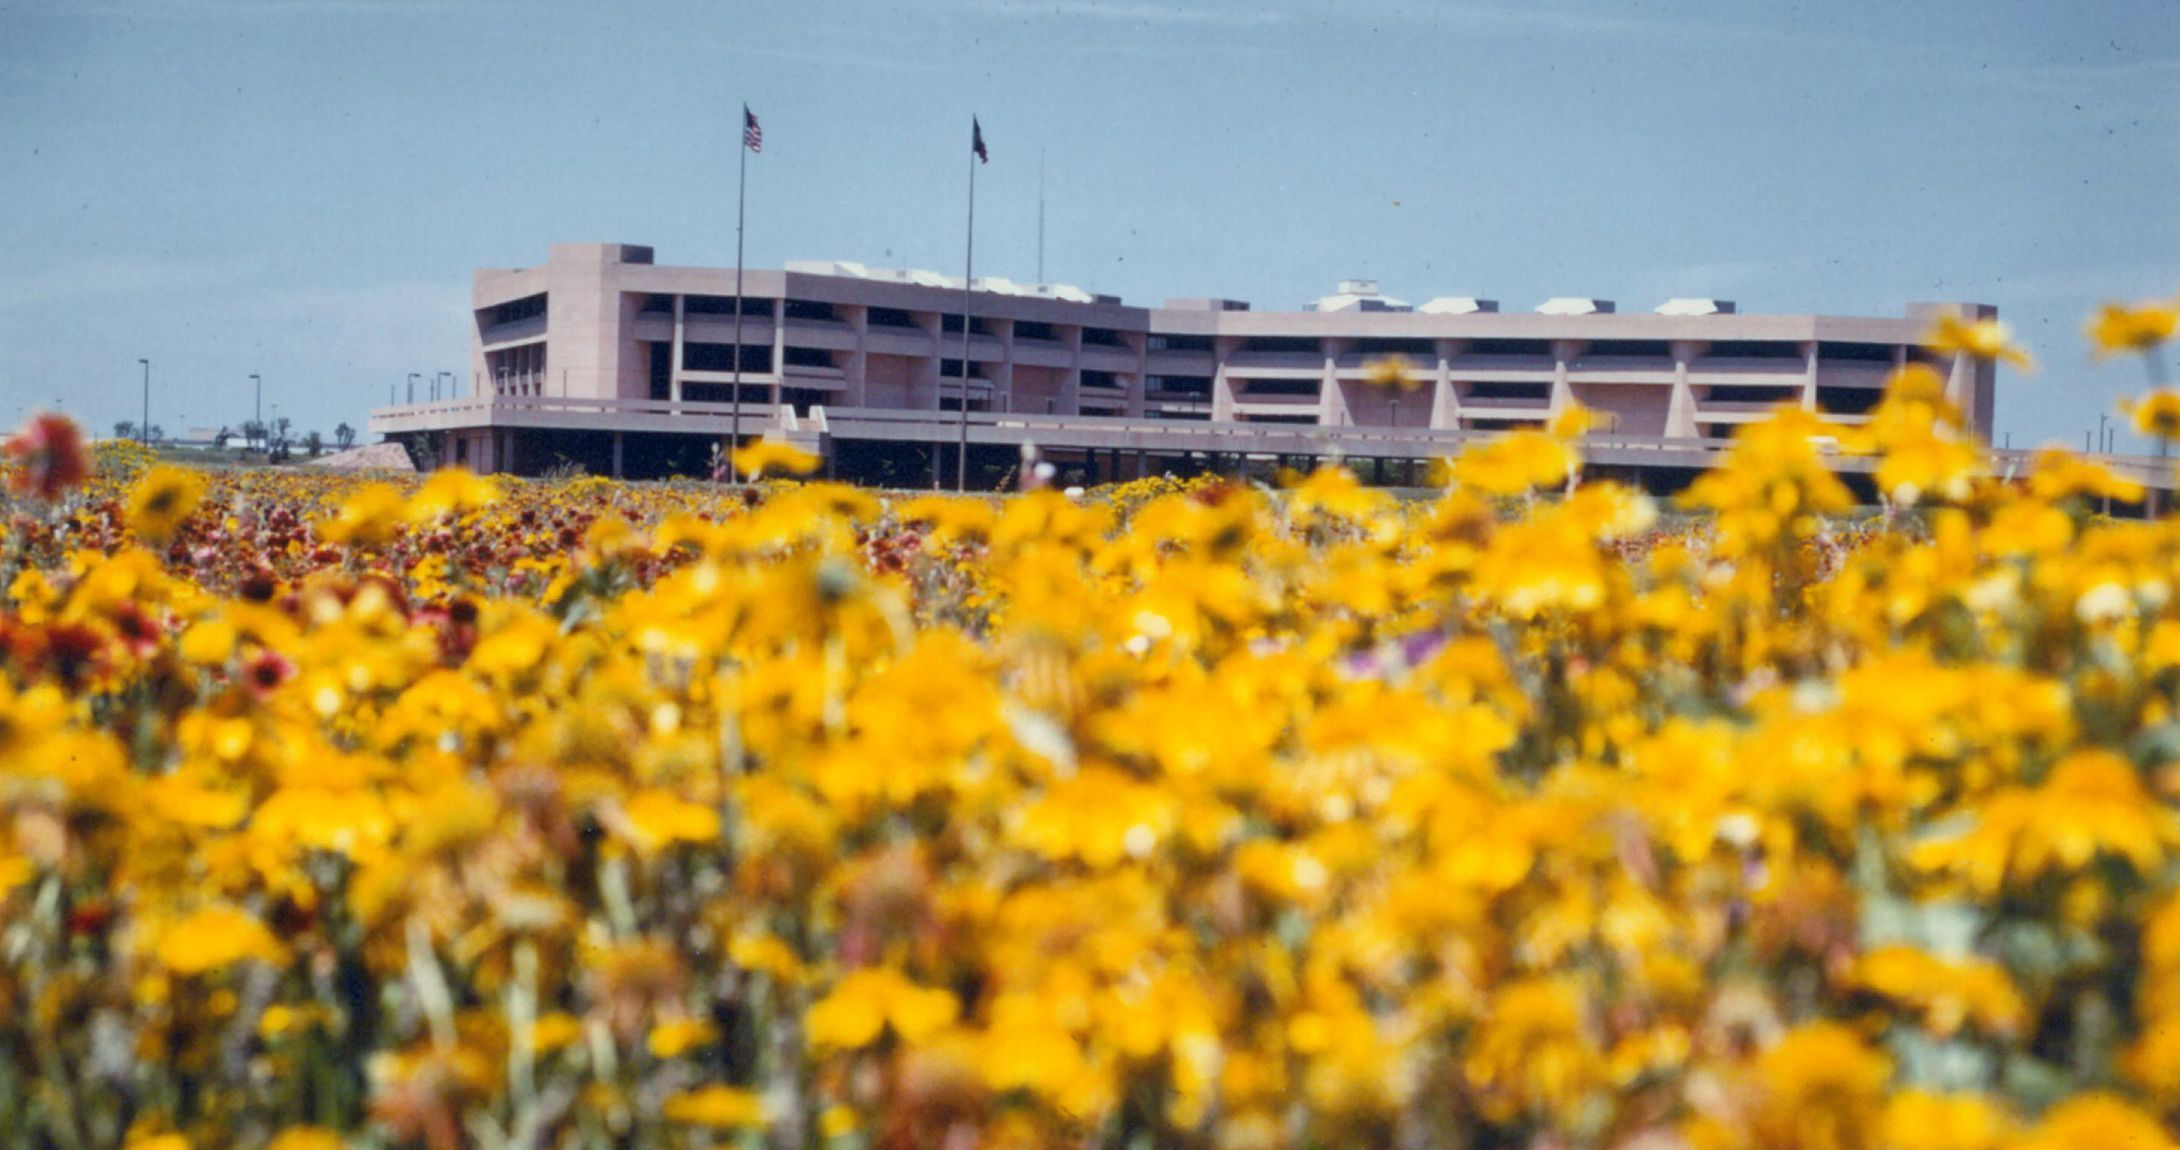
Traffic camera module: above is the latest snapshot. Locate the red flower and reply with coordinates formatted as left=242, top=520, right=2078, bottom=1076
left=4, top=413, right=91, bottom=501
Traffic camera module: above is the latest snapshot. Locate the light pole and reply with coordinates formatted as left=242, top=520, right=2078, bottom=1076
left=250, top=373, right=262, bottom=451
left=408, top=373, right=420, bottom=405
left=137, top=359, right=150, bottom=444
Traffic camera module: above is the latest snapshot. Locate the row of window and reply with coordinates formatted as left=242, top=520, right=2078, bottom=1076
left=1146, top=338, right=1922, bottom=361
left=486, top=293, right=547, bottom=328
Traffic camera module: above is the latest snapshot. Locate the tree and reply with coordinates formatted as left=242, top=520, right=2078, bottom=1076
left=241, top=420, right=266, bottom=452
left=113, top=421, right=136, bottom=442
left=146, top=425, right=164, bottom=446
left=213, top=426, right=234, bottom=450
left=304, top=430, right=324, bottom=458
left=335, top=422, right=356, bottom=450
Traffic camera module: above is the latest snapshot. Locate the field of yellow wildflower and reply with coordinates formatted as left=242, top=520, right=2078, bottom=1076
left=4, top=304, right=2180, bottom=1150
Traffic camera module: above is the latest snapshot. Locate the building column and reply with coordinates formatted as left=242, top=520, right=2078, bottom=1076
left=1667, top=340, right=1703, bottom=439
left=770, top=298, right=787, bottom=413
left=917, top=319, right=943, bottom=410
left=845, top=305, right=869, bottom=408
left=1802, top=341, right=1820, bottom=412
left=997, top=319, right=1018, bottom=415
left=1211, top=336, right=1240, bottom=421
left=1550, top=340, right=1582, bottom=415
left=1125, top=332, right=1149, bottom=419
left=670, top=295, right=686, bottom=404
left=612, top=432, right=624, bottom=479
left=1431, top=339, right=1461, bottom=430
left=1319, top=337, right=1352, bottom=426
left=1061, top=325, right=1083, bottom=416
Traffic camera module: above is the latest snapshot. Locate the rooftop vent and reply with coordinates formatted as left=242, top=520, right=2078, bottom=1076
left=1310, top=279, right=1413, bottom=313
left=1536, top=297, right=1616, bottom=316
left=1656, top=298, right=1736, bottom=316
left=1418, top=297, right=1501, bottom=315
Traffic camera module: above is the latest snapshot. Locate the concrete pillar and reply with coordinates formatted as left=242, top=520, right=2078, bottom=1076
left=1211, top=336, right=1240, bottom=421
left=998, top=319, right=1018, bottom=415
left=770, top=298, right=787, bottom=416
left=1127, top=332, right=1149, bottom=419
left=612, top=432, right=624, bottom=479
left=1667, top=340, right=1703, bottom=439
left=1060, top=324, right=1082, bottom=416
left=1319, top=337, right=1352, bottom=426
left=670, top=295, right=686, bottom=404
left=845, top=305, right=869, bottom=408
left=1550, top=340, right=1583, bottom=415
left=1431, top=339, right=1461, bottom=430
left=1802, top=341, right=1820, bottom=412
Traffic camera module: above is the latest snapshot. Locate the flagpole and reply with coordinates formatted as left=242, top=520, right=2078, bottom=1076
left=957, top=119, right=977, bottom=492
left=730, top=104, right=749, bottom=481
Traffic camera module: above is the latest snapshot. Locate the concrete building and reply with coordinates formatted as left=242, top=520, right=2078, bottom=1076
left=369, top=242, right=2002, bottom=488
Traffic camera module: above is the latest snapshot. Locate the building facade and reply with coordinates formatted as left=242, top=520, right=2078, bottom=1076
left=369, top=242, right=1999, bottom=486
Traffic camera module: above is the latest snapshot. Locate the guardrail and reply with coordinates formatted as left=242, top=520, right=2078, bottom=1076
left=365, top=397, right=2178, bottom=488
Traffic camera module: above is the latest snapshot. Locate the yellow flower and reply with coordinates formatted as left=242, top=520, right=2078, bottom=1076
left=124, top=464, right=207, bottom=542
left=1548, top=401, right=1603, bottom=439
left=406, top=467, right=502, bottom=522
left=2087, top=296, right=2179, bottom=359
left=0, top=855, right=32, bottom=898
left=619, top=789, right=722, bottom=853
left=529, top=1012, right=585, bottom=1055
left=315, top=482, right=407, bottom=546
left=1926, top=314, right=2033, bottom=371
left=1463, top=977, right=1602, bottom=1120
left=806, top=968, right=959, bottom=1050
left=177, top=618, right=238, bottom=665
left=1362, top=355, right=1424, bottom=391
left=1878, top=1091, right=2012, bottom=1150
left=1914, top=749, right=2176, bottom=894
left=731, top=440, right=820, bottom=481
left=2015, top=1093, right=2176, bottom=1150
left=1849, top=946, right=2025, bottom=1037
left=266, top=1129, right=347, bottom=1150
left=661, top=1084, right=767, bottom=1128
left=2028, top=449, right=2144, bottom=504
left=647, top=1017, right=718, bottom=1059
left=1450, top=431, right=1578, bottom=496
left=153, top=906, right=284, bottom=976
left=2126, top=389, right=2180, bottom=441
left=1749, top=1023, right=1892, bottom=1150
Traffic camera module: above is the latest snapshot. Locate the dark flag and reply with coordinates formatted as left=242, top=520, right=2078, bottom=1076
left=743, top=106, right=763, bottom=154
left=972, top=116, right=988, bottom=163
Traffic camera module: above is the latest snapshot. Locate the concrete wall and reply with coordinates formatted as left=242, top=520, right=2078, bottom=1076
left=449, top=243, right=1998, bottom=446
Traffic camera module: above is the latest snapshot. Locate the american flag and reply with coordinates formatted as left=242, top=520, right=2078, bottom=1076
left=972, top=116, right=987, bottom=163
left=743, top=106, right=762, bottom=154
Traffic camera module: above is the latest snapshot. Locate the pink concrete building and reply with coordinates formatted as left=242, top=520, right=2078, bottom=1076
left=369, top=242, right=1998, bottom=487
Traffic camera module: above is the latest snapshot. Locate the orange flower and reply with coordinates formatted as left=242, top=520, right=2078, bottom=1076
left=4, top=411, right=91, bottom=500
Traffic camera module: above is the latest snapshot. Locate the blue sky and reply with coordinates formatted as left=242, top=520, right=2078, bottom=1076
left=2, top=0, right=2176, bottom=449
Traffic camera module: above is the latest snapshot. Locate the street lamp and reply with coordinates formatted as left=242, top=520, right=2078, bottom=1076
left=250, top=373, right=262, bottom=450
left=408, top=373, right=420, bottom=404
left=138, top=359, right=150, bottom=444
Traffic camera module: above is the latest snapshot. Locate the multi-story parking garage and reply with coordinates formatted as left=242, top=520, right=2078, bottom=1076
left=369, top=242, right=2006, bottom=489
